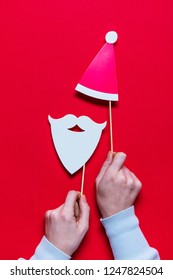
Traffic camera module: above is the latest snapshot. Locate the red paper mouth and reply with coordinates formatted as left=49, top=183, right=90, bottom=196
left=68, top=125, right=85, bottom=132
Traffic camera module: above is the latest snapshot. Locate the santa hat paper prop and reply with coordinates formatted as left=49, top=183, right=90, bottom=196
left=75, top=31, right=118, bottom=101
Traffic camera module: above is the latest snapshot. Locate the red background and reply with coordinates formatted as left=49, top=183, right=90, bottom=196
left=0, top=1, right=173, bottom=260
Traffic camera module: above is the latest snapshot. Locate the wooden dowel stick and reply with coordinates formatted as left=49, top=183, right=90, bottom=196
left=80, top=164, right=85, bottom=195
left=109, top=101, right=114, bottom=152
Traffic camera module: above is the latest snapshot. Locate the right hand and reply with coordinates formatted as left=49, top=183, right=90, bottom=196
left=96, top=152, right=142, bottom=218
left=45, top=190, right=90, bottom=256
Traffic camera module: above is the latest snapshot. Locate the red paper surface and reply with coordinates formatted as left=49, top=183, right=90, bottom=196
left=0, top=1, right=173, bottom=260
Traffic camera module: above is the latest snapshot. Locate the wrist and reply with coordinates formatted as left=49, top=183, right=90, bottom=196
left=100, top=204, right=133, bottom=219
left=101, top=206, right=135, bottom=222
left=30, top=236, right=71, bottom=260
left=45, top=236, right=74, bottom=256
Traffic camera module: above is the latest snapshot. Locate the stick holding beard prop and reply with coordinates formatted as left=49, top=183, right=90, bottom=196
left=48, top=114, right=106, bottom=193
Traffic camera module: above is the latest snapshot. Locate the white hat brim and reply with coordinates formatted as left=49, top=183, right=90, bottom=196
left=76, top=84, right=118, bottom=101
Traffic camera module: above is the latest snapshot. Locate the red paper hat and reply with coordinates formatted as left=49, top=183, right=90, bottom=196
left=76, top=31, right=118, bottom=101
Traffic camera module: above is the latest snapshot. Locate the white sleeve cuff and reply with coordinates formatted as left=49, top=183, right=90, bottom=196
left=101, top=206, right=160, bottom=260
left=29, top=236, right=71, bottom=260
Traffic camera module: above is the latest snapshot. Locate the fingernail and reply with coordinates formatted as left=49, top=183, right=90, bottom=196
left=117, top=152, right=126, bottom=159
left=82, top=195, right=86, bottom=202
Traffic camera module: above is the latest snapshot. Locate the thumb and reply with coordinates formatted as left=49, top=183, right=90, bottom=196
left=110, top=152, right=127, bottom=173
left=63, top=190, right=81, bottom=219
left=96, top=151, right=113, bottom=186
left=78, top=195, right=90, bottom=230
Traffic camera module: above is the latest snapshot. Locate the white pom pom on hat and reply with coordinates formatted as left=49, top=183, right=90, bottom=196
left=105, top=31, right=118, bottom=44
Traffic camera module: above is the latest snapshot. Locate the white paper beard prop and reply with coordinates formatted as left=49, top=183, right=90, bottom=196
left=48, top=114, right=107, bottom=174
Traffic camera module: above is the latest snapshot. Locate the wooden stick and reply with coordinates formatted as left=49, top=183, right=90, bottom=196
left=109, top=101, right=114, bottom=152
left=80, top=164, right=85, bottom=195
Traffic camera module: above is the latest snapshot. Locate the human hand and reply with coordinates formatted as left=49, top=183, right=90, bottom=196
left=45, top=190, right=90, bottom=256
left=96, top=152, right=142, bottom=218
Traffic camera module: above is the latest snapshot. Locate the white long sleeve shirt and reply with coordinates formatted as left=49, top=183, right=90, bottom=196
left=29, top=206, right=160, bottom=260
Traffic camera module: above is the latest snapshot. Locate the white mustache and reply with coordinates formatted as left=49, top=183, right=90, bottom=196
left=48, top=114, right=107, bottom=131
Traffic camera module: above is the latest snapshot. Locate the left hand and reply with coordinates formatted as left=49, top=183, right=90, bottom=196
left=45, top=190, right=90, bottom=256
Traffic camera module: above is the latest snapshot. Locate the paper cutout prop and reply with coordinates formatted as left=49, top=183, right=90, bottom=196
left=48, top=114, right=107, bottom=174
left=75, top=31, right=118, bottom=101
left=75, top=31, right=119, bottom=152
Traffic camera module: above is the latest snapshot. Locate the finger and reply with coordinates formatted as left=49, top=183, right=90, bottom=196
left=78, top=195, right=90, bottom=230
left=74, top=201, right=80, bottom=220
left=63, top=190, right=81, bottom=217
left=122, top=166, right=134, bottom=185
left=123, top=166, right=141, bottom=185
left=122, top=166, right=133, bottom=177
left=96, top=151, right=113, bottom=186
left=129, top=170, right=142, bottom=189
left=48, top=204, right=64, bottom=216
left=110, top=152, right=126, bottom=173
left=45, top=210, right=51, bottom=220
left=119, top=167, right=128, bottom=182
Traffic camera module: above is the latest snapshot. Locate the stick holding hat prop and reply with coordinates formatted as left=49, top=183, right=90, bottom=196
left=75, top=31, right=119, bottom=153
